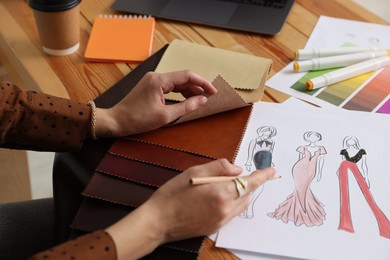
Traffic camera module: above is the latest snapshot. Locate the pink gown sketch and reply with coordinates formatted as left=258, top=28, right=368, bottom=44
left=338, top=147, right=390, bottom=239
left=268, top=131, right=326, bottom=227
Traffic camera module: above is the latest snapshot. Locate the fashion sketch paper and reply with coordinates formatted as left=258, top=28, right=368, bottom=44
left=216, top=101, right=390, bottom=260
left=225, top=98, right=317, bottom=260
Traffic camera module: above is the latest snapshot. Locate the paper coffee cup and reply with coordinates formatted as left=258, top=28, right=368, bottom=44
left=29, top=0, right=81, bottom=56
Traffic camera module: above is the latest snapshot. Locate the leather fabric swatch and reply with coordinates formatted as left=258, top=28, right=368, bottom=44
left=109, top=138, right=215, bottom=171
left=96, top=153, right=180, bottom=187
left=83, top=172, right=155, bottom=207
left=132, top=105, right=252, bottom=161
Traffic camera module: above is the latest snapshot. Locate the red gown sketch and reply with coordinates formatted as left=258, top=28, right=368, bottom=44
left=338, top=136, right=390, bottom=239
left=268, top=131, right=326, bottom=227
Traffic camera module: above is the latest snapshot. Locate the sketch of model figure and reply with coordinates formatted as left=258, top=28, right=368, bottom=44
left=338, top=136, right=390, bottom=238
left=268, top=131, right=326, bottom=226
left=242, top=126, right=276, bottom=219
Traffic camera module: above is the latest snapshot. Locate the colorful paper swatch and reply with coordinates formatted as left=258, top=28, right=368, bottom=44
left=291, top=65, right=390, bottom=112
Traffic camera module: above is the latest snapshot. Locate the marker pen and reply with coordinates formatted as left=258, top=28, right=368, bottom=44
left=306, top=56, right=390, bottom=90
left=293, top=51, right=387, bottom=72
left=294, top=46, right=390, bottom=60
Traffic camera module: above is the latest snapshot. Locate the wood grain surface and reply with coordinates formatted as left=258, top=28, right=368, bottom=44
left=1, top=0, right=387, bottom=104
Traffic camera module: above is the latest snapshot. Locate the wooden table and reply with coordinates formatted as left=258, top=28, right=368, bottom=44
left=0, top=0, right=388, bottom=258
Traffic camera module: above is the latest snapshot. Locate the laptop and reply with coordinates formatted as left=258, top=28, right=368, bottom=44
left=111, top=0, right=295, bottom=35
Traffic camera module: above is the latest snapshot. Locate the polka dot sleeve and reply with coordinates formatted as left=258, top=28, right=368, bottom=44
left=29, top=231, right=117, bottom=260
left=0, top=81, right=91, bottom=152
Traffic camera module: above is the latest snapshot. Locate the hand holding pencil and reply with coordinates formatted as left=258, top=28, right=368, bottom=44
left=143, top=159, right=276, bottom=241
left=190, top=174, right=281, bottom=185
left=191, top=150, right=278, bottom=185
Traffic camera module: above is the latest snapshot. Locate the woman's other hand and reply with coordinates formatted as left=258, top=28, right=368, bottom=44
left=95, top=70, right=216, bottom=137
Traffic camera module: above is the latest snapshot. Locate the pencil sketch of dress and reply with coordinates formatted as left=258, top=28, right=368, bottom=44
left=242, top=126, right=276, bottom=219
left=268, top=131, right=326, bottom=227
left=338, top=136, right=390, bottom=238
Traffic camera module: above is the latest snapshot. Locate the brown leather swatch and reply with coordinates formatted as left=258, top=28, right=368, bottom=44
left=71, top=198, right=128, bottom=233
left=132, top=105, right=252, bottom=161
left=83, top=172, right=156, bottom=207
left=96, top=153, right=180, bottom=187
left=109, top=139, right=214, bottom=171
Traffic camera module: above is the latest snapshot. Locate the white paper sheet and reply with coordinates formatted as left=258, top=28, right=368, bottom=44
left=216, top=101, right=390, bottom=260
left=267, top=16, right=390, bottom=111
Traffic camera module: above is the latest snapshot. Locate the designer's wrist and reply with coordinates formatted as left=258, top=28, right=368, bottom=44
left=94, top=108, right=118, bottom=138
left=105, top=203, right=166, bottom=259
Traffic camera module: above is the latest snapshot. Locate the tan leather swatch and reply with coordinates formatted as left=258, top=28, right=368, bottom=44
left=173, top=75, right=249, bottom=124
left=155, top=39, right=272, bottom=99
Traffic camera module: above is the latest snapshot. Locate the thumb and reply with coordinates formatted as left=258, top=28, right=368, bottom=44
left=190, top=159, right=243, bottom=178
left=166, top=95, right=208, bottom=119
left=245, top=167, right=277, bottom=192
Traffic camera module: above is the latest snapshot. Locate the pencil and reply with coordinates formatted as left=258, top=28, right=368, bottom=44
left=294, top=46, right=390, bottom=60
left=190, top=175, right=281, bottom=185
left=293, top=51, right=387, bottom=72
left=306, top=56, right=390, bottom=91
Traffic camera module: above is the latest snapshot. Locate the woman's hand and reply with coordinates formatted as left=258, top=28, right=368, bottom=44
left=147, top=159, right=276, bottom=241
left=106, top=159, right=276, bottom=260
left=95, top=70, right=216, bottom=137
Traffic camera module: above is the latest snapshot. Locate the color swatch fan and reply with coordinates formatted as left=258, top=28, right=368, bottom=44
left=85, top=15, right=155, bottom=62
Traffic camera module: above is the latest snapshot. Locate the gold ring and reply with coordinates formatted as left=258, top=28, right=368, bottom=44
left=233, top=177, right=248, bottom=198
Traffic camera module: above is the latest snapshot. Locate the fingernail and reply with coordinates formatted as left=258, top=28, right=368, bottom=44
left=233, top=164, right=242, bottom=172
left=268, top=168, right=279, bottom=179
left=198, top=96, right=207, bottom=105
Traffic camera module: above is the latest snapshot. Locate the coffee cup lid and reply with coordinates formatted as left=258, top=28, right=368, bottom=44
left=28, top=0, right=81, bottom=12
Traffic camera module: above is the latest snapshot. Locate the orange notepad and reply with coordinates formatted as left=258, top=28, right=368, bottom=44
left=85, top=15, right=155, bottom=62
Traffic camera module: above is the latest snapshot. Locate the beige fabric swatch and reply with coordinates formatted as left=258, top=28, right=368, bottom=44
left=156, top=39, right=272, bottom=102
left=172, top=75, right=250, bottom=124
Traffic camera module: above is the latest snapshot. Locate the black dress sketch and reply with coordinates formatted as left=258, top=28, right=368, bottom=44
left=243, top=126, right=276, bottom=219
left=268, top=131, right=326, bottom=226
